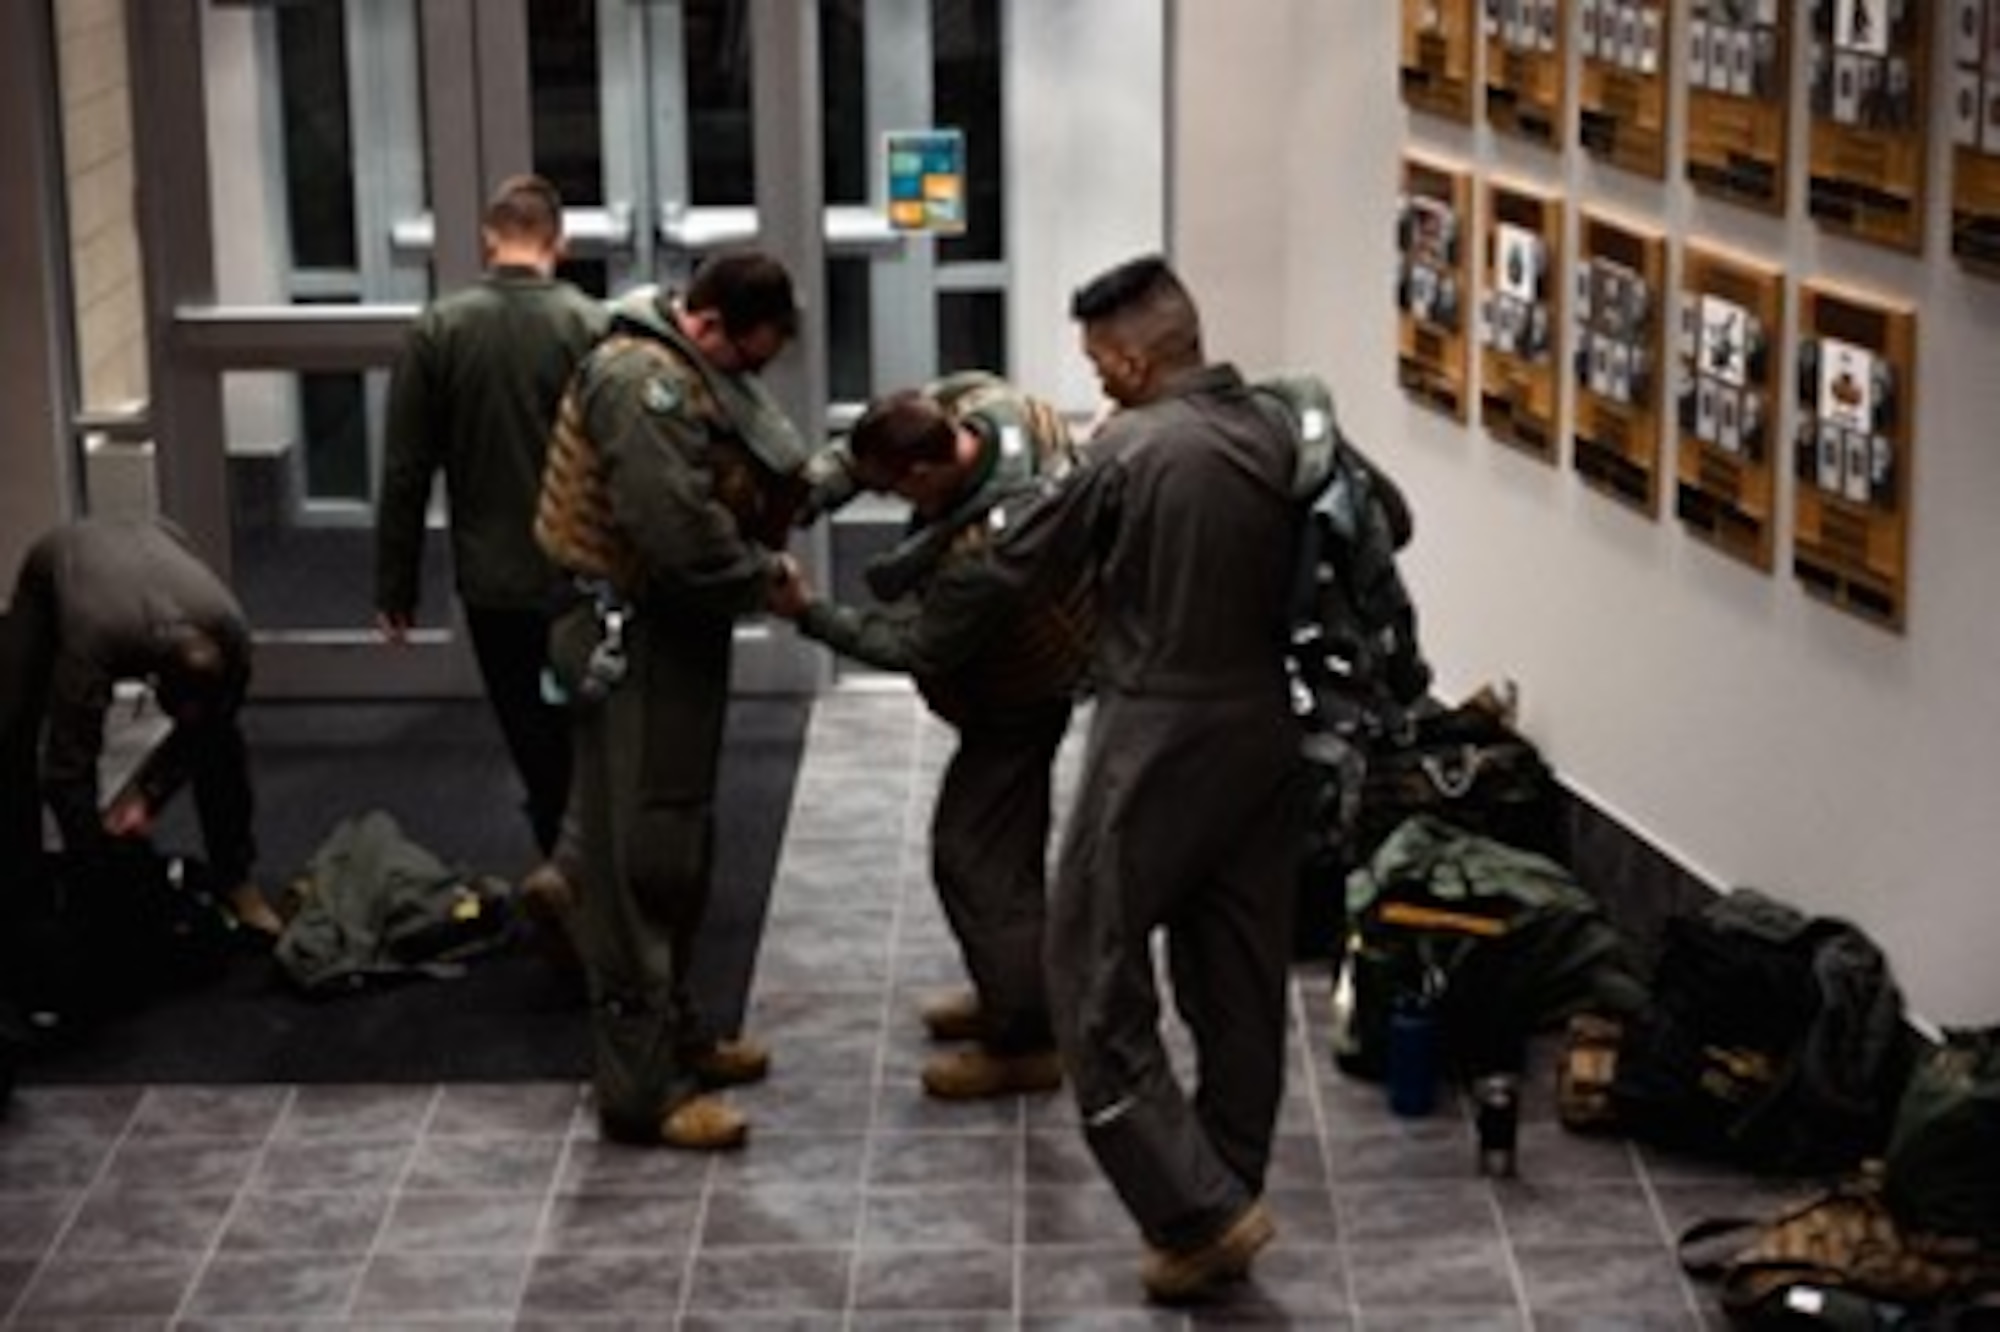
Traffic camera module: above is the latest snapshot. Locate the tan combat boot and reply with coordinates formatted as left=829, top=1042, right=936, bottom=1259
left=1140, top=1200, right=1276, bottom=1303
left=660, top=1095, right=748, bottom=1151
left=688, top=1036, right=771, bottom=1088
left=920, top=1047, right=1063, bottom=1100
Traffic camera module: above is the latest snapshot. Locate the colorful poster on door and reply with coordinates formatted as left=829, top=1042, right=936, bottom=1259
left=884, top=129, right=966, bottom=234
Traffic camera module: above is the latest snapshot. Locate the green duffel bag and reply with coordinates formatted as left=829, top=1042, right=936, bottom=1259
left=1884, top=1027, right=2000, bottom=1251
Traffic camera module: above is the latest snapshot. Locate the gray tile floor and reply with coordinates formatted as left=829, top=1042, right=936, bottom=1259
left=0, top=687, right=1785, bottom=1329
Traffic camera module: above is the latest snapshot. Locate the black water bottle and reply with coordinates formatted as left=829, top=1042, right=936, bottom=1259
left=1474, top=1073, right=1521, bottom=1177
left=1386, top=991, right=1439, bottom=1118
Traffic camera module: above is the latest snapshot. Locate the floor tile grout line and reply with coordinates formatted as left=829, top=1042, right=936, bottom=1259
left=338, top=1081, right=445, bottom=1324
left=164, top=1084, right=297, bottom=1326
left=516, top=1082, right=587, bottom=1325
left=1292, top=976, right=1365, bottom=1327
left=670, top=1132, right=719, bottom=1326
left=1633, top=1137, right=1717, bottom=1328
left=3, top=1087, right=149, bottom=1328
left=845, top=692, right=927, bottom=1327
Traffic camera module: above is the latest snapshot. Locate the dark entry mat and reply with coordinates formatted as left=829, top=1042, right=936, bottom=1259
left=16, top=697, right=807, bottom=1084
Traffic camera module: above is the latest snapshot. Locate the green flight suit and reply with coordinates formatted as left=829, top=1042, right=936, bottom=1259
left=796, top=372, right=1092, bottom=1053
left=545, top=288, right=805, bottom=1140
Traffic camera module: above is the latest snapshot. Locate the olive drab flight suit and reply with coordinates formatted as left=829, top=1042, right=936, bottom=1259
left=535, top=286, right=805, bottom=1140
left=375, top=264, right=607, bottom=857
left=983, top=364, right=1307, bottom=1253
left=796, top=372, right=1094, bottom=1055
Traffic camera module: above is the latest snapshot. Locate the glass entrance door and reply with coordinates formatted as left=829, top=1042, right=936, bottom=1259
left=132, top=0, right=869, bottom=699
left=132, top=0, right=1161, bottom=699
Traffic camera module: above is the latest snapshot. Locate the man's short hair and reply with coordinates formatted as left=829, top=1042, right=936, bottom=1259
left=849, top=391, right=956, bottom=478
left=1069, top=254, right=1201, bottom=364
left=686, top=250, right=801, bottom=342
left=483, top=174, right=565, bottom=244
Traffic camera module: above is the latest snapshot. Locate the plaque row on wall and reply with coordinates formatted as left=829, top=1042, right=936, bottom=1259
left=1399, top=0, right=2000, bottom=269
left=1396, top=153, right=1917, bottom=631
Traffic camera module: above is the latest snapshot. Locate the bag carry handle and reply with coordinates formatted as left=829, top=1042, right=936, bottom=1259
left=1678, top=1213, right=1768, bottom=1280
left=1419, top=744, right=1487, bottom=798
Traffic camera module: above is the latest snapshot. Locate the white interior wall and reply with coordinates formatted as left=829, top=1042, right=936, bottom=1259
left=1174, top=0, right=2000, bottom=1026
left=1007, top=0, right=1167, bottom=411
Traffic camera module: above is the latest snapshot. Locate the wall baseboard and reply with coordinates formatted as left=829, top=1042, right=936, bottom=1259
left=1558, top=785, right=1717, bottom=971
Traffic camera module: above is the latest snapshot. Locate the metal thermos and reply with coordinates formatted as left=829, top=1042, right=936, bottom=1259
left=1474, top=1073, right=1521, bottom=1177
left=1386, top=993, right=1438, bottom=1118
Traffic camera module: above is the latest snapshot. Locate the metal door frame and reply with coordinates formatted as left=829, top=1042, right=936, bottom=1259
left=126, top=0, right=830, bottom=697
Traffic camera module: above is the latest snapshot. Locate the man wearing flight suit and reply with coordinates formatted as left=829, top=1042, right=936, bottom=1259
left=535, top=250, right=806, bottom=1150
left=771, top=373, right=1093, bottom=1100
left=984, top=256, right=1307, bottom=1301
left=3, top=517, right=279, bottom=935
left=375, top=174, right=607, bottom=865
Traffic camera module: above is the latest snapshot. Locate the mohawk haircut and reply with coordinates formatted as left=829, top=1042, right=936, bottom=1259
left=1069, top=254, right=1202, bottom=365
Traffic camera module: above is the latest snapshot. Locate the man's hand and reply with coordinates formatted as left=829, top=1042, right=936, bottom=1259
left=223, top=882, right=284, bottom=937
left=767, top=554, right=815, bottom=620
left=375, top=610, right=413, bottom=646
left=102, top=791, right=154, bottom=839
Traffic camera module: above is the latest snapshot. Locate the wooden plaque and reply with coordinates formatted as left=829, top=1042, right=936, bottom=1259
left=1806, top=0, right=1930, bottom=252
left=1571, top=212, right=1666, bottom=515
left=1791, top=283, right=1916, bottom=630
left=1945, top=0, right=2000, bottom=274
left=1683, top=0, right=1792, bottom=214
left=1578, top=0, right=1672, bottom=178
left=1485, top=0, right=1569, bottom=150
left=1479, top=180, right=1564, bottom=462
left=1673, top=245, right=1785, bottom=569
left=1402, top=0, right=1479, bottom=122
left=1397, top=155, right=1475, bottom=421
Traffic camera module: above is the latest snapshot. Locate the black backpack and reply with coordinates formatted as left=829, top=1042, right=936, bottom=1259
left=1610, top=887, right=1916, bottom=1175
left=8, top=844, right=239, bottom=1030
left=1257, top=375, right=1434, bottom=959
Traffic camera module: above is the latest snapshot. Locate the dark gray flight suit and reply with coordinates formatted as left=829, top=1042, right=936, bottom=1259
left=537, top=288, right=805, bottom=1139
left=798, top=373, right=1092, bottom=1054
left=3, top=518, right=256, bottom=889
left=986, top=364, right=1306, bottom=1251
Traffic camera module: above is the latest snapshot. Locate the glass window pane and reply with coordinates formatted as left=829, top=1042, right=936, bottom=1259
left=821, top=0, right=867, bottom=205
left=938, top=290, right=1004, bottom=377
left=223, top=369, right=435, bottom=634
left=209, top=1, right=428, bottom=305
left=299, top=372, right=370, bottom=502
left=558, top=258, right=611, bottom=300
left=826, top=257, right=872, bottom=405
left=278, top=3, right=357, bottom=270
left=687, top=0, right=754, bottom=205
left=530, top=0, right=604, bottom=207
left=932, top=0, right=1001, bottom=263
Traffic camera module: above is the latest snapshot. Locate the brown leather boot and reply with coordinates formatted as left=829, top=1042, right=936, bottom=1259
left=920, top=1047, right=1063, bottom=1100
left=1140, top=1201, right=1275, bottom=1303
left=918, top=989, right=984, bottom=1042
left=518, top=862, right=580, bottom=971
left=688, top=1036, right=771, bottom=1088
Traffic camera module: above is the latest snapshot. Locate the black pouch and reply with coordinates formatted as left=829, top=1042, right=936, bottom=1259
left=546, top=596, right=628, bottom=707
left=1356, top=701, right=1559, bottom=861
